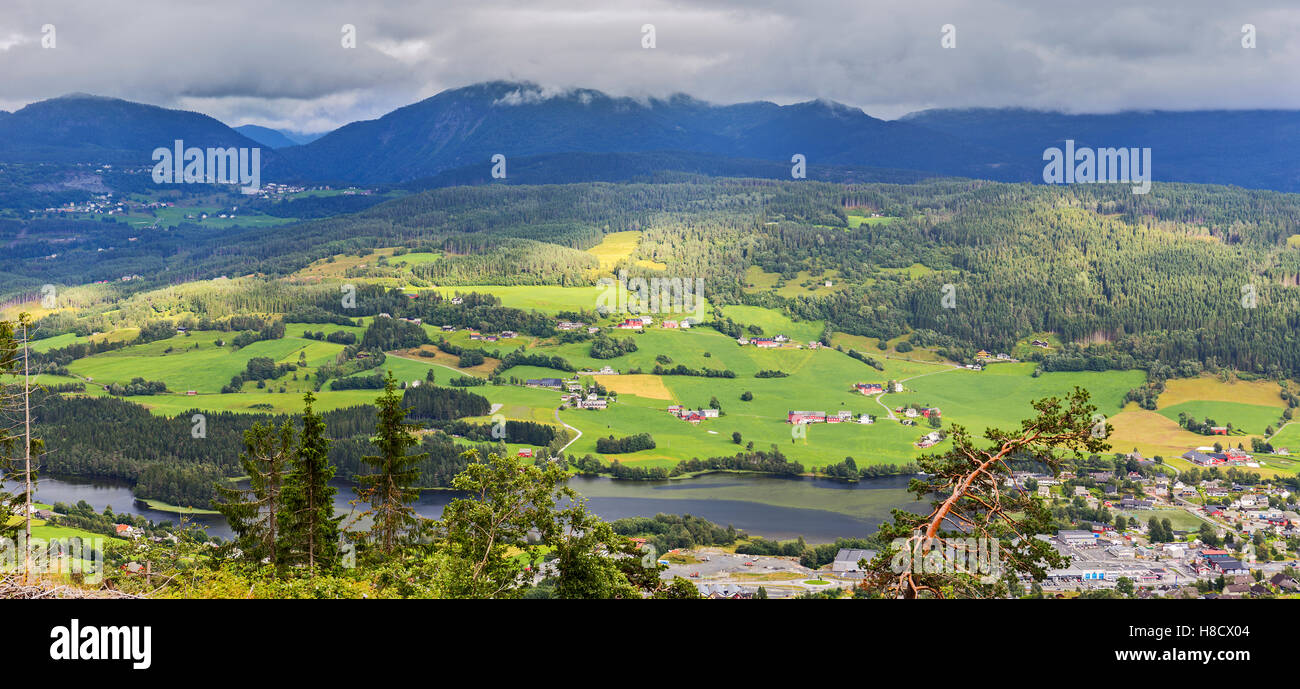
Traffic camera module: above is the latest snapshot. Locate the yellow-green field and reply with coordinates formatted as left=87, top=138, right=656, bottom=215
left=32, top=299, right=1300, bottom=478
left=742, top=267, right=848, bottom=299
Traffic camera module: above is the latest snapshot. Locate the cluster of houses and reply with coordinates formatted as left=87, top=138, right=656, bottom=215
left=897, top=406, right=941, bottom=420
left=467, top=330, right=517, bottom=343
left=1191, top=549, right=1250, bottom=576
left=734, top=335, right=823, bottom=350
left=1195, top=484, right=1294, bottom=536
left=563, top=392, right=609, bottom=409
left=428, top=319, right=518, bottom=343
left=737, top=334, right=787, bottom=348
left=557, top=321, right=601, bottom=334
left=1181, top=447, right=1256, bottom=467
left=667, top=405, right=720, bottom=423
left=854, top=382, right=904, bottom=394
left=615, top=316, right=653, bottom=330
left=915, top=431, right=944, bottom=449
left=1211, top=572, right=1299, bottom=598
left=975, top=350, right=1014, bottom=361
left=526, top=377, right=610, bottom=409
left=1006, top=467, right=1300, bottom=595
left=787, top=410, right=873, bottom=425
left=15, top=505, right=58, bottom=521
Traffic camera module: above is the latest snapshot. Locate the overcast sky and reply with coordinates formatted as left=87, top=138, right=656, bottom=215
left=1, top=0, right=1298, bottom=133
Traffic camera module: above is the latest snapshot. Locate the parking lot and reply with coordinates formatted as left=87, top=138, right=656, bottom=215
left=660, top=547, right=861, bottom=597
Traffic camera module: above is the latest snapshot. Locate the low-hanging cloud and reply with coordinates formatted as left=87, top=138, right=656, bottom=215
left=0, top=0, right=1297, bottom=131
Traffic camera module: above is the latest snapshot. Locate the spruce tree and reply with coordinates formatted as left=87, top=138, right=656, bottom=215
left=279, top=392, right=342, bottom=572
left=0, top=317, right=23, bottom=541
left=214, top=420, right=295, bottom=564
left=357, top=371, right=427, bottom=553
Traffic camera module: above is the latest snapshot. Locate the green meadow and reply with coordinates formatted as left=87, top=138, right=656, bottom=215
left=430, top=285, right=608, bottom=314
left=716, top=305, right=824, bottom=343
left=389, top=252, right=442, bottom=267
left=1157, top=400, right=1286, bottom=435
left=67, top=330, right=335, bottom=394
left=1119, top=509, right=1206, bottom=532
left=45, top=300, right=1286, bottom=476
left=845, top=213, right=898, bottom=228
left=1267, top=423, right=1300, bottom=450
left=894, top=363, right=1144, bottom=435
left=113, top=205, right=296, bottom=229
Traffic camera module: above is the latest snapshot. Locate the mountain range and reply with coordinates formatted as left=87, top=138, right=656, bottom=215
left=233, top=125, right=326, bottom=149
left=2, top=82, right=1299, bottom=192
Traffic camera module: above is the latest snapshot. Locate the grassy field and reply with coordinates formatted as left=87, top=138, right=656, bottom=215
left=36, top=297, right=1300, bottom=478
left=1119, top=508, right=1206, bottom=532
left=396, top=346, right=498, bottom=377
left=586, top=230, right=642, bottom=272
left=584, top=229, right=668, bottom=271
left=389, top=252, right=442, bottom=268
left=5, top=515, right=116, bottom=544
left=1267, top=423, right=1300, bottom=451
left=1101, top=376, right=1293, bottom=464
left=1159, top=376, right=1286, bottom=407
left=1156, top=400, right=1285, bottom=435
left=137, top=498, right=221, bottom=515
left=291, top=246, right=431, bottom=283
left=430, top=285, right=608, bottom=315
left=742, top=267, right=848, bottom=299
left=829, top=332, right=947, bottom=362
left=68, top=331, right=334, bottom=394
left=30, top=328, right=139, bottom=352
left=1107, top=406, right=1220, bottom=462
left=897, top=363, right=1143, bottom=434
left=717, top=304, right=824, bottom=343
left=845, top=213, right=898, bottom=228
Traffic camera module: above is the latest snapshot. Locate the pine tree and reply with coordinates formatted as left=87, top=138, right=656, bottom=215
left=278, top=392, right=342, bottom=572
left=0, top=317, right=23, bottom=542
left=868, top=387, right=1109, bottom=598
left=357, top=371, right=427, bottom=553
left=214, top=420, right=295, bottom=565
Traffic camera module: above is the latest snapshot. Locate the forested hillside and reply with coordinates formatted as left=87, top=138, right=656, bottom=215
left=13, top=177, right=1300, bottom=378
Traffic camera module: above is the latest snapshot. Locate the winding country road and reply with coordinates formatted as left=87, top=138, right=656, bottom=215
left=555, top=408, right=582, bottom=452
left=869, top=363, right=963, bottom=420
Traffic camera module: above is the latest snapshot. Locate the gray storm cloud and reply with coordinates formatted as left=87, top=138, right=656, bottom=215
left=0, top=0, right=1297, bottom=131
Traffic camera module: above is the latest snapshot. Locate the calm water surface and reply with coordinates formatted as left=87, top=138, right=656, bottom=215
left=13, top=472, right=923, bottom=543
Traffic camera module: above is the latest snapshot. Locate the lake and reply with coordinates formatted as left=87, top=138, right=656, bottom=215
left=10, top=472, right=924, bottom=543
